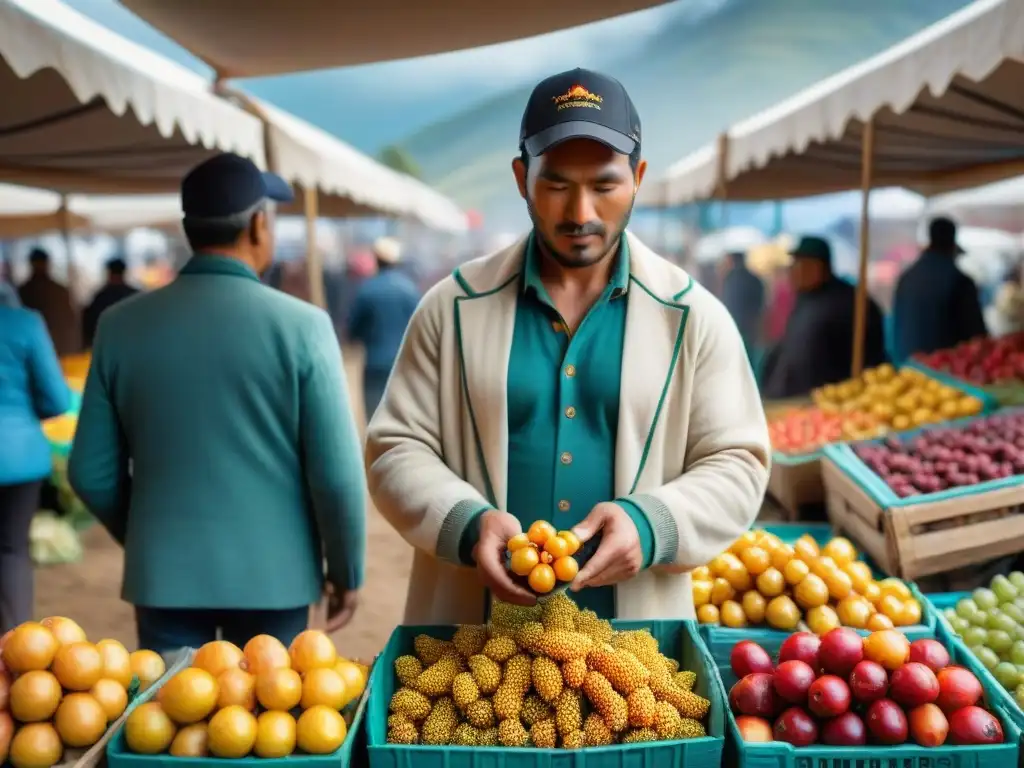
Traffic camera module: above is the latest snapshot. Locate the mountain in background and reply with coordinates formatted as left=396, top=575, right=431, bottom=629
left=396, top=0, right=970, bottom=229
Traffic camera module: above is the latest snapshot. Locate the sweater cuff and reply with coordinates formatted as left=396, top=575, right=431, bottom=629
left=436, top=499, right=492, bottom=566
left=616, top=494, right=679, bottom=567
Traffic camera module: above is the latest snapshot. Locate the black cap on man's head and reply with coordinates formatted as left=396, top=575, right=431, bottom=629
left=929, top=216, right=961, bottom=251
left=28, top=248, right=49, bottom=264
left=790, top=236, right=833, bottom=266
left=181, top=153, right=294, bottom=219
left=520, top=68, right=641, bottom=158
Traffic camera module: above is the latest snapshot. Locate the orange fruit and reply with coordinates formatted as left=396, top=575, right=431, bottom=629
left=170, top=723, right=209, bottom=757
left=794, top=573, right=829, bottom=609
left=793, top=536, right=820, bottom=562
left=765, top=595, right=801, bottom=631
left=879, top=578, right=912, bottom=601
left=806, top=605, right=841, bottom=636
left=158, top=668, right=219, bottom=725
left=207, top=705, right=258, bottom=759
left=836, top=596, right=872, bottom=629
left=96, top=639, right=133, bottom=688
left=862, top=582, right=882, bottom=605
left=334, top=660, right=366, bottom=708
left=506, top=533, right=531, bottom=552
left=289, top=630, right=337, bottom=674
left=740, top=547, right=771, bottom=576
left=192, top=641, right=244, bottom=678
left=730, top=531, right=760, bottom=554
left=543, top=536, right=569, bottom=559
left=124, top=702, right=177, bottom=755
left=783, top=558, right=810, bottom=586
left=720, top=600, right=747, bottom=628
left=254, top=711, right=296, bottom=759
left=553, top=556, right=579, bottom=582
left=770, top=544, right=795, bottom=571
left=528, top=564, right=556, bottom=594
left=52, top=642, right=103, bottom=691
left=242, top=635, right=290, bottom=676
left=216, top=668, right=256, bottom=711
left=723, top=566, right=753, bottom=592
left=54, top=692, right=107, bottom=748
left=39, top=617, right=87, bottom=647
left=710, top=578, right=736, bottom=606
left=879, top=595, right=904, bottom=622
left=296, top=705, right=347, bottom=754
left=255, top=668, right=302, bottom=711
left=823, top=569, right=853, bottom=601
left=301, top=668, right=347, bottom=710
left=557, top=531, right=581, bottom=555
left=130, top=650, right=166, bottom=688
left=527, top=520, right=556, bottom=546
left=844, top=561, right=873, bottom=586
left=742, top=591, right=767, bottom=624
left=755, top=567, right=785, bottom=597
left=90, top=679, right=129, bottom=721
left=2, top=623, right=58, bottom=674
left=9, top=670, right=62, bottom=723
left=692, top=580, right=712, bottom=607
left=540, top=551, right=554, bottom=565
left=8, top=722, right=63, bottom=768
left=866, top=613, right=894, bottom=631
left=863, top=629, right=910, bottom=671
left=822, top=537, right=857, bottom=566
left=696, top=604, right=720, bottom=624
left=509, top=546, right=539, bottom=576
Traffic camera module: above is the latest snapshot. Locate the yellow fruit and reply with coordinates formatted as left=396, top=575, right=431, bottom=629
left=506, top=533, right=531, bottom=552
left=527, top=521, right=557, bottom=546
left=158, top=668, right=219, bottom=725
left=130, top=650, right=166, bottom=689
left=741, top=591, right=767, bottom=624
left=254, top=711, right=296, bottom=759
left=710, top=578, right=735, bottom=606
left=8, top=722, right=63, bottom=768
left=256, top=668, right=303, bottom=711
left=192, top=641, right=244, bottom=678
left=863, top=630, right=910, bottom=671
left=2, top=623, right=58, bottom=674
left=794, top=574, right=829, bottom=609
left=207, top=705, right=258, bottom=759
left=242, top=635, right=291, bottom=676
left=755, top=567, right=785, bottom=598
left=879, top=595, right=904, bottom=622
left=289, top=630, right=338, bottom=674
left=90, top=678, right=129, bottom=721
left=692, top=580, right=712, bottom=607
left=740, top=547, right=771, bottom=576
left=169, top=723, right=209, bottom=757
left=96, top=639, right=133, bottom=688
left=528, top=564, right=556, bottom=593
left=301, top=668, right=348, bottom=710
left=730, top=531, right=759, bottom=554
left=862, top=582, right=882, bottom=605
left=879, top=579, right=912, bottom=601
left=510, top=546, right=540, bottom=576
left=691, top=566, right=712, bottom=582
left=544, top=536, right=570, bottom=559
left=822, top=538, right=857, bottom=566
left=836, top=597, right=872, bottom=629
left=296, top=705, right=347, bottom=754
left=39, top=617, right=87, bottom=647
left=334, top=659, right=367, bottom=708
left=125, top=702, right=177, bottom=754
left=812, top=556, right=839, bottom=578
left=806, top=605, right=840, bottom=636
left=9, top=670, right=62, bottom=723
left=793, top=536, right=819, bottom=562
left=723, top=566, right=753, bottom=592
left=217, top=668, right=256, bottom=710
left=867, top=613, right=894, bottom=631
left=843, top=562, right=872, bottom=593
left=765, top=596, right=801, bottom=631
left=770, top=544, right=795, bottom=571
left=720, top=600, right=747, bottom=628
left=899, top=600, right=922, bottom=627
left=51, top=642, right=103, bottom=691
left=696, top=604, right=719, bottom=624
left=824, top=570, right=853, bottom=601
left=54, top=692, right=107, bottom=748
left=783, top=559, right=810, bottom=586
left=557, top=531, right=582, bottom=556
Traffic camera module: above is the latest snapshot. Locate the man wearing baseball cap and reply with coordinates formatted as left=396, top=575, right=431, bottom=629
left=69, top=153, right=367, bottom=651
left=366, top=69, right=769, bottom=623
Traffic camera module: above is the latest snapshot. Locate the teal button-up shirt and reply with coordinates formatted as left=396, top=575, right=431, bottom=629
left=462, top=235, right=654, bottom=618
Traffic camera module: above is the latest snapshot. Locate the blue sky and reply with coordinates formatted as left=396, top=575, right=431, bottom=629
left=64, top=0, right=702, bottom=153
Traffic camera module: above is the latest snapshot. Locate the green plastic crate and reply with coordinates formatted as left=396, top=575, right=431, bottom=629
left=709, top=629, right=1020, bottom=768
left=700, top=524, right=936, bottom=650
left=366, top=620, right=724, bottom=768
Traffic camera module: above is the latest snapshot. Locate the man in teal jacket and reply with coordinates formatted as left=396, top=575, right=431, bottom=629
left=69, top=154, right=367, bottom=652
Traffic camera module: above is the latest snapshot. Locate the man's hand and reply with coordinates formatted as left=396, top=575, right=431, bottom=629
left=571, top=502, right=643, bottom=591
left=473, top=510, right=537, bottom=607
left=324, top=584, right=359, bottom=632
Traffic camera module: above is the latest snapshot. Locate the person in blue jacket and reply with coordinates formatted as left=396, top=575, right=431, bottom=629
left=891, top=216, right=988, bottom=365
left=347, top=236, right=421, bottom=421
left=0, top=282, right=71, bottom=631
left=68, top=153, right=368, bottom=652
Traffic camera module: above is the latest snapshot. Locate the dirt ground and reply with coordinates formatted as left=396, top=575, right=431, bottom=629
left=33, top=347, right=413, bottom=661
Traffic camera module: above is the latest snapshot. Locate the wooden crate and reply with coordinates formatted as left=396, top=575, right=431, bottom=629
left=767, top=454, right=824, bottom=521
left=821, top=453, right=1024, bottom=580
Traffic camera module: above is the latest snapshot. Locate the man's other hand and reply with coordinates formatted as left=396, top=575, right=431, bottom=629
left=571, top=502, right=642, bottom=590
left=324, top=584, right=359, bottom=632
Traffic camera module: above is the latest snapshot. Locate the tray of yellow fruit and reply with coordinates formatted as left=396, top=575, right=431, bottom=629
left=107, top=631, right=369, bottom=768
left=693, top=525, right=934, bottom=647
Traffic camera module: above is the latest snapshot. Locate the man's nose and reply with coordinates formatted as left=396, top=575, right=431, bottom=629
left=564, top=189, right=598, bottom=227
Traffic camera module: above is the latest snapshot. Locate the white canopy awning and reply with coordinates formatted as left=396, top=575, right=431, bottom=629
left=0, top=0, right=266, bottom=194
left=929, top=175, right=1024, bottom=212
left=119, top=0, right=669, bottom=77
left=647, top=0, right=1024, bottom=205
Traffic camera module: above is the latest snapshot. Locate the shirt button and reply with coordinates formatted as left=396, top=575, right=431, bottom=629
left=558, top=499, right=570, bottom=512
left=560, top=451, right=573, bottom=465
left=565, top=406, right=576, bottom=419
left=565, top=364, right=576, bottom=377
left=551, top=321, right=563, bottom=333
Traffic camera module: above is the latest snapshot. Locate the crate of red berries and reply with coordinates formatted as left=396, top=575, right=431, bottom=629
left=717, top=626, right=1019, bottom=768
left=820, top=409, right=1024, bottom=581
left=910, top=334, right=1024, bottom=407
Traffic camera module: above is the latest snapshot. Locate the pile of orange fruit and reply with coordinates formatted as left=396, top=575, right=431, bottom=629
left=693, top=530, right=923, bottom=635
left=0, top=616, right=165, bottom=768
left=123, top=631, right=367, bottom=759
left=506, top=521, right=582, bottom=594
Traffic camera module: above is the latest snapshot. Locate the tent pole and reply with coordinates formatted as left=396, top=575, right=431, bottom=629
left=304, top=186, right=326, bottom=309
left=59, top=197, right=80, bottom=304
left=715, top=132, right=730, bottom=229
left=851, top=119, right=876, bottom=377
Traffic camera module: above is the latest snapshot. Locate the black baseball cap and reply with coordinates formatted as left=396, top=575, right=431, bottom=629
left=181, top=152, right=294, bottom=219
left=790, top=236, right=833, bottom=264
left=520, top=68, right=641, bottom=157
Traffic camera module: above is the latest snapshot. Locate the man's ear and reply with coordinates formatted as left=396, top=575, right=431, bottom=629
left=634, top=158, right=648, bottom=193
left=251, top=210, right=267, bottom=246
left=511, top=156, right=528, bottom=201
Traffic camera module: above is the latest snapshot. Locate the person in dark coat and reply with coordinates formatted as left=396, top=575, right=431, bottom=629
left=762, top=236, right=887, bottom=399
left=18, top=248, right=80, bottom=357
left=82, top=258, right=139, bottom=349
left=720, top=250, right=765, bottom=354
left=891, top=216, right=988, bottom=365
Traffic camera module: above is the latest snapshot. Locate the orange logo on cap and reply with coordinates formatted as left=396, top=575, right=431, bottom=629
left=552, top=84, right=603, bottom=111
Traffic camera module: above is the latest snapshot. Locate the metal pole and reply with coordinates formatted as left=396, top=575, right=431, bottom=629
left=305, top=187, right=326, bottom=309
